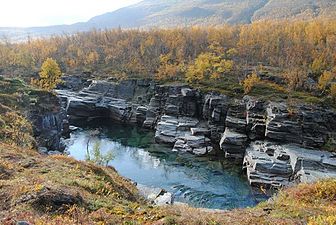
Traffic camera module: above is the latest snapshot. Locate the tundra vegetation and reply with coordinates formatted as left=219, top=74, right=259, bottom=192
left=0, top=19, right=336, bottom=225
left=0, top=20, right=335, bottom=105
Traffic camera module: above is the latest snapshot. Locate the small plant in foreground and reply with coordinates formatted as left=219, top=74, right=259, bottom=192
left=86, top=140, right=114, bottom=166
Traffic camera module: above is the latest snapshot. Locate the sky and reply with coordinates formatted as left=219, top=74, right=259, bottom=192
left=0, top=0, right=142, bottom=27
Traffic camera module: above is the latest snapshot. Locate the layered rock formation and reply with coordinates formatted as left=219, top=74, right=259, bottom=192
left=57, top=79, right=154, bottom=123
left=244, top=142, right=336, bottom=187
left=28, top=91, right=69, bottom=152
left=56, top=77, right=336, bottom=188
left=220, top=100, right=248, bottom=158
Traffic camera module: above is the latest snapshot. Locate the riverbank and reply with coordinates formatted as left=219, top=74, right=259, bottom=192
left=65, top=121, right=267, bottom=210
left=1, top=76, right=336, bottom=224
left=1, top=142, right=335, bottom=224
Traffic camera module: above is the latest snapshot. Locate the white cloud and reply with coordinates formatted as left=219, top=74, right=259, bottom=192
left=0, top=0, right=142, bottom=27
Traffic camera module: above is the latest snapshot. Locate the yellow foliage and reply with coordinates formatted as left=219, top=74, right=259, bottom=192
left=67, top=59, right=77, bottom=68
left=243, top=72, right=261, bottom=94
left=32, top=58, right=62, bottom=91
left=330, top=83, right=336, bottom=100
left=156, top=54, right=185, bottom=81
left=0, top=20, right=335, bottom=91
left=284, top=67, right=308, bottom=91
left=186, top=52, right=234, bottom=83
left=308, top=215, right=336, bottom=225
left=226, top=48, right=238, bottom=58
left=0, top=110, right=34, bottom=148
left=34, top=183, right=45, bottom=192
left=214, top=59, right=234, bottom=75
left=311, top=57, right=328, bottom=75
left=318, top=71, right=335, bottom=91
left=85, top=51, right=99, bottom=65
left=186, top=53, right=212, bottom=83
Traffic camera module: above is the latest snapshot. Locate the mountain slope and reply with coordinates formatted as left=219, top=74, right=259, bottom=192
left=87, top=0, right=270, bottom=28
left=87, top=0, right=336, bottom=28
left=1, top=0, right=336, bottom=41
left=252, top=0, right=336, bottom=21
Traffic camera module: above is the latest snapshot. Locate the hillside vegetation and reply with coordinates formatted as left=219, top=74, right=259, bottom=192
left=0, top=138, right=335, bottom=225
left=89, top=0, right=336, bottom=28
left=1, top=0, right=336, bottom=40
left=1, top=20, right=336, bottom=106
left=0, top=77, right=36, bottom=148
left=0, top=133, right=336, bottom=224
left=0, top=71, right=336, bottom=225
left=0, top=83, right=335, bottom=224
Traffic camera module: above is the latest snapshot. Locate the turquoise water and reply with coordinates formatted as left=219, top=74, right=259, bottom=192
left=66, top=121, right=265, bottom=210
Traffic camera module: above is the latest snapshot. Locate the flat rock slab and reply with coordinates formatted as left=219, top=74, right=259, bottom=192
left=244, top=141, right=336, bottom=187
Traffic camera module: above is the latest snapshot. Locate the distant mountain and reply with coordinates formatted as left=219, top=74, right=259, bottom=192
left=1, top=0, right=336, bottom=41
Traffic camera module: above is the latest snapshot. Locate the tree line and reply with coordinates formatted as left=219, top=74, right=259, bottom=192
left=0, top=20, right=335, bottom=98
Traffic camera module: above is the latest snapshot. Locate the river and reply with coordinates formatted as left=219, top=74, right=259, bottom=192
left=66, top=120, right=266, bottom=210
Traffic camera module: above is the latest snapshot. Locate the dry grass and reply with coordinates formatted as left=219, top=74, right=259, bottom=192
left=0, top=143, right=335, bottom=225
left=0, top=143, right=165, bottom=224
left=0, top=77, right=335, bottom=224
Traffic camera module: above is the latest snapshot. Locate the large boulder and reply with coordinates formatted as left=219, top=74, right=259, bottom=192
left=173, top=134, right=213, bottom=156
left=300, top=105, right=336, bottom=148
left=143, top=95, right=162, bottom=128
left=220, top=100, right=248, bottom=158
left=155, top=115, right=199, bottom=145
left=105, top=98, right=133, bottom=122
left=225, top=100, right=247, bottom=133
left=136, top=106, right=148, bottom=126
left=155, top=115, right=214, bottom=156
left=57, top=75, right=91, bottom=91
left=243, top=142, right=293, bottom=187
left=220, top=129, right=248, bottom=158
left=137, top=184, right=174, bottom=206
left=57, top=81, right=148, bottom=124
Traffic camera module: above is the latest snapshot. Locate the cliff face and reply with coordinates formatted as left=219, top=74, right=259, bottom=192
left=1, top=78, right=335, bottom=224
left=0, top=77, right=69, bottom=153
left=56, top=78, right=336, bottom=187
left=26, top=90, right=70, bottom=153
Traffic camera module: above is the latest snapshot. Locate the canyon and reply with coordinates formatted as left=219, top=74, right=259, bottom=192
left=35, top=76, right=336, bottom=189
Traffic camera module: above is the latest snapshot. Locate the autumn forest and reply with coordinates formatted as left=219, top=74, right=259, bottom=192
left=1, top=19, right=336, bottom=103
left=1, top=0, right=336, bottom=222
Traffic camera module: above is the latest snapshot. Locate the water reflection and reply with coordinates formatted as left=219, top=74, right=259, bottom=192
left=66, top=122, right=266, bottom=209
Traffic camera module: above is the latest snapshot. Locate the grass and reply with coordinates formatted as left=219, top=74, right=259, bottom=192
left=0, top=142, right=335, bottom=224
left=0, top=77, right=335, bottom=224
left=183, top=75, right=244, bottom=97
left=0, top=143, right=166, bottom=224
left=248, top=81, right=289, bottom=101
left=0, top=77, right=63, bottom=148
left=259, top=180, right=336, bottom=224
left=162, top=73, right=331, bottom=110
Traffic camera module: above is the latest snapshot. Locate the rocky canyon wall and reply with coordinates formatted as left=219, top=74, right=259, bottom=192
left=56, top=78, right=336, bottom=188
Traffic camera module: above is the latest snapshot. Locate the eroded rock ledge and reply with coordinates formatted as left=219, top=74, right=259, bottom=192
left=56, top=78, right=336, bottom=188
left=244, top=142, right=336, bottom=187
